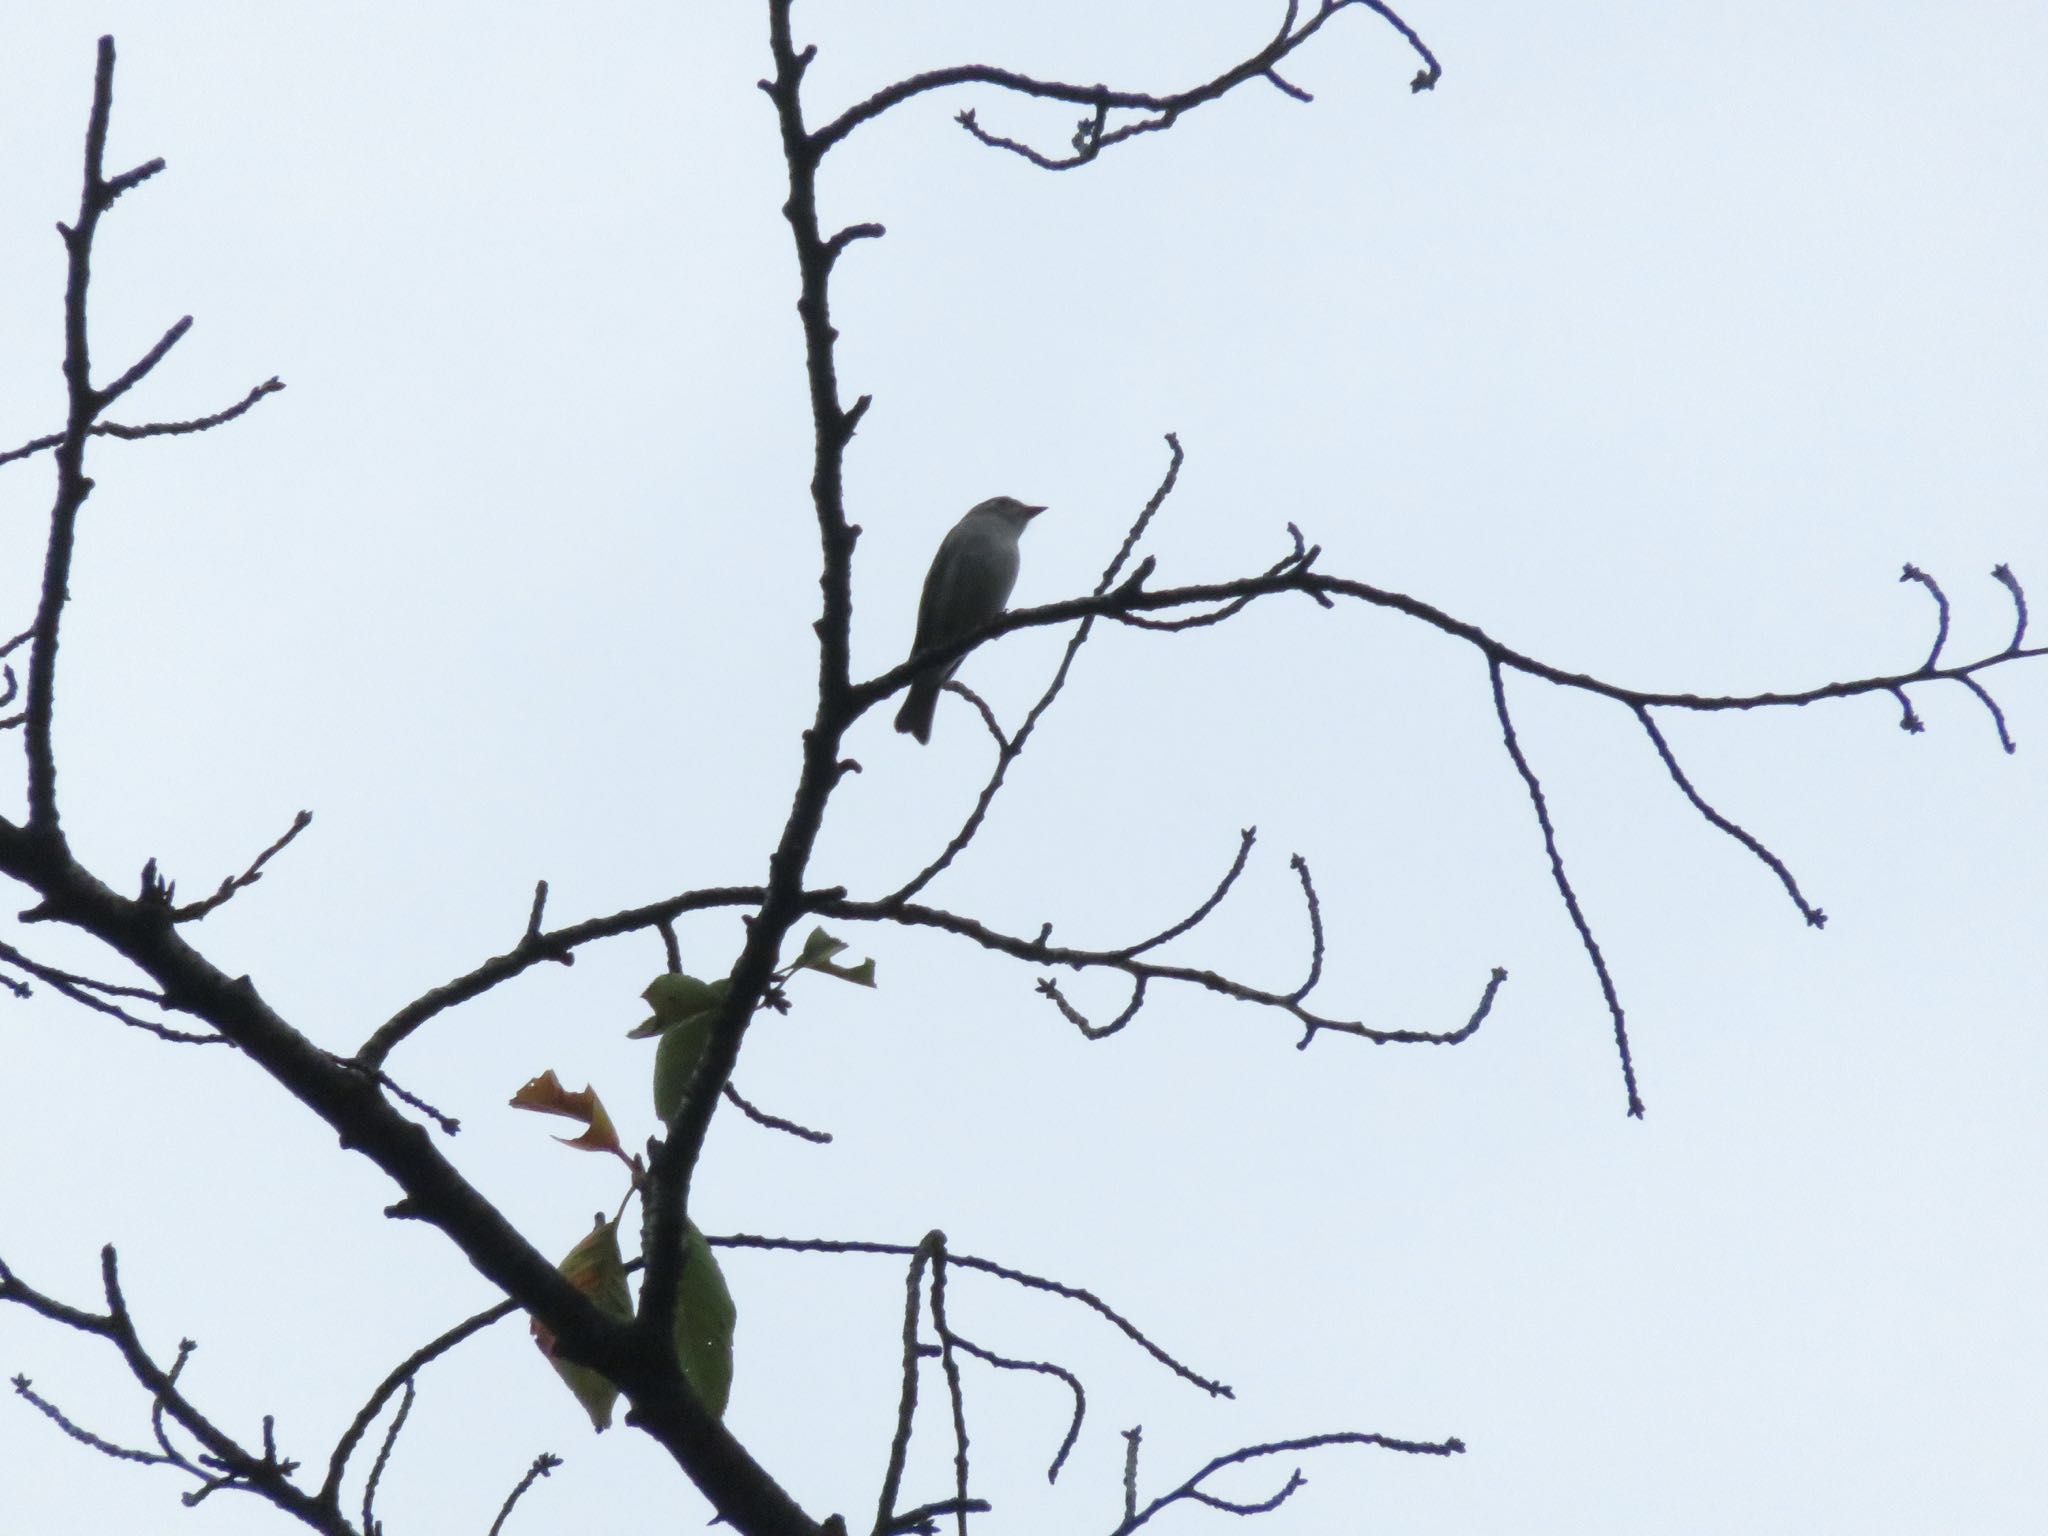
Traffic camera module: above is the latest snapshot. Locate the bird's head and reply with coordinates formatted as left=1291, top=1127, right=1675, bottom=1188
left=971, top=495, right=1046, bottom=532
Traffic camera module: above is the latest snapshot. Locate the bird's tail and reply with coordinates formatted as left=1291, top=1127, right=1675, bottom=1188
left=894, top=681, right=938, bottom=744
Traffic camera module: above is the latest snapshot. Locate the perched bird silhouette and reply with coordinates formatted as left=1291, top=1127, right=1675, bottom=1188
left=894, top=496, right=1044, bottom=743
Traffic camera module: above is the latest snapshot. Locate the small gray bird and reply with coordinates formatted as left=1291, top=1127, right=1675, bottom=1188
left=894, top=495, right=1045, bottom=743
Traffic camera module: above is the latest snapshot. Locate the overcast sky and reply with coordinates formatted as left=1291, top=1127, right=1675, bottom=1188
left=3, top=3, right=2046, bottom=1533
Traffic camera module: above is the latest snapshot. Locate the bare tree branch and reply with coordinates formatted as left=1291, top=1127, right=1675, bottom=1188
left=1111, top=1427, right=1464, bottom=1535
left=0, top=1247, right=356, bottom=1534
left=485, top=1453, right=564, bottom=1536
left=0, top=377, right=285, bottom=467
left=1491, top=658, right=1641, bottom=1117
left=711, top=1232, right=1230, bottom=1399
left=812, top=0, right=1440, bottom=161
left=168, top=809, right=313, bottom=922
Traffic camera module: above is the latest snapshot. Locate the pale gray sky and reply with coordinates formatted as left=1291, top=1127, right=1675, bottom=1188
left=3, top=4, right=2045, bottom=1533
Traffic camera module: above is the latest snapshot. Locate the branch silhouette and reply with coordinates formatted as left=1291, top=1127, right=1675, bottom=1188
left=3, top=10, right=2042, bottom=1536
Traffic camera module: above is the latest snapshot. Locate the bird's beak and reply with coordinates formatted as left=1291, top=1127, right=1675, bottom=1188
left=1023, top=504, right=1047, bottom=519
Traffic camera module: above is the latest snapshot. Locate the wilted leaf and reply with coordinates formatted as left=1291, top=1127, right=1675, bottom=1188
left=510, top=1071, right=625, bottom=1158
left=532, top=1216, right=633, bottom=1431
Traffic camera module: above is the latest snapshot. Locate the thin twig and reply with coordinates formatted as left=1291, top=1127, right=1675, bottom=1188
left=723, top=1081, right=833, bottom=1143
left=170, top=810, right=313, bottom=921
left=1112, top=1428, right=1465, bottom=1535
left=711, top=1232, right=1229, bottom=1399
left=323, top=1298, right=518, bottom=1506
left=359, top=1378, right=412, bottom=1535
left=485, top=1453, right=563, bottom=1536
left=946, top=1334, right=1085, bottom=1483
left=927, top=1248, right=972, bottom=1536
left=0, top=377, right=285, bottom=467
left=1491, top=659, right=1643, bottom=1118
left=874, top=1234, right=942, bottom=1536
left=1634, top=707, right=1827, bottom=927
left=812, top=0, right=1439, bottom=159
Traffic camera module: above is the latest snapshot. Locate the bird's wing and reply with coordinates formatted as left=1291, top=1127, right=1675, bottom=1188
left=909, top=522, right=971, bottom=662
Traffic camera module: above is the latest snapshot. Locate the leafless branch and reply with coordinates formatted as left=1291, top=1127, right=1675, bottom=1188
left=0, top=1247, right=353, bottom=1533
left=824, top=892, right=1505, bottom=1053
left=168, top=809, right=313, bottom=922
left=359, top=884, right=773, bottom=1067
left=1491, top=659, right=1642, bottom=1117
left=0, top=937, right=222, bottom=1042
left=724, top=1081, right=834, bottom=1144
left=945, top=1334, right=1085, bottom=1484
left=1111, top=1427, right=1464, bottom=1535
left=711, top=1232, right=1229, bottom=1399
left=1634, top=707, right=1827, bottom=927
left=359, top=1378, right=412, bottom=1535
left=875, top=1234, right=943, bottom=1536
left=812, top=0, right=1439, bottom=162
left=0, top=377, right=286, bottom=467
left=927, top=1249, right=972, bottom=1536
left=323, top=1298, right=518, bottom=1509
left=485, top=1453, right=564, bottom=1536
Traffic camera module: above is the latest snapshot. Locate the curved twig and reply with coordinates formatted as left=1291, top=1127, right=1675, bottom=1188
left=946, top=1335, right=1085, bottom=1484
left=323, top=1298, right=518, bottom=1508
left=1112, top=1428, right=1463, bottom=1535
left=1117, top=829, right=1258, bottom=960
left=825, top=893, right=1504, bottom=1052
left=812, top=1, right=1437, bottom=160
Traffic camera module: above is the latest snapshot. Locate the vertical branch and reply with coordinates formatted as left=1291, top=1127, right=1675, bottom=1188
left=23, top=35, right=171, bottom=836
left=1489, top=658, right=1644, bottom=1118
left=874, top=1235, right=941, bottom=1535
left=926, top=1248, right=971, bottom=1536
left=26, top=38, right=115, bottom=834
left=636, top=0, right=866, bottom=1417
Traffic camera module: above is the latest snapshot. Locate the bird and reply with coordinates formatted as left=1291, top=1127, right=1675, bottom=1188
left=894, top=495, right=1045, bottom=743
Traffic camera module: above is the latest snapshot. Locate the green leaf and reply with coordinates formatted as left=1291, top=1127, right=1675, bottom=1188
left=641, top=973, right=727, bottom=1028
left=796, top=927, right=847, bottom=967
left=653, top=1014, right=713, bottom=1123
left=791, top=928, right=875, bottom=987
left=531, top=1216, right=633, bottom=1431
left=814, top=955, right=876, bottom=988
left=670, top=1222, right=737, bottom=1418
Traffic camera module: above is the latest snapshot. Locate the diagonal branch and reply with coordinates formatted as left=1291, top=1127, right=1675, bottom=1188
left=1635, top=707, right=1826, bottom=928
left=0, top=1246, right=354, bottom=1533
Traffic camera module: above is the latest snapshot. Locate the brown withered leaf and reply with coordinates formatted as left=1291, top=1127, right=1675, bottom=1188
left=510, top=1070, right=626, bottom=1160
